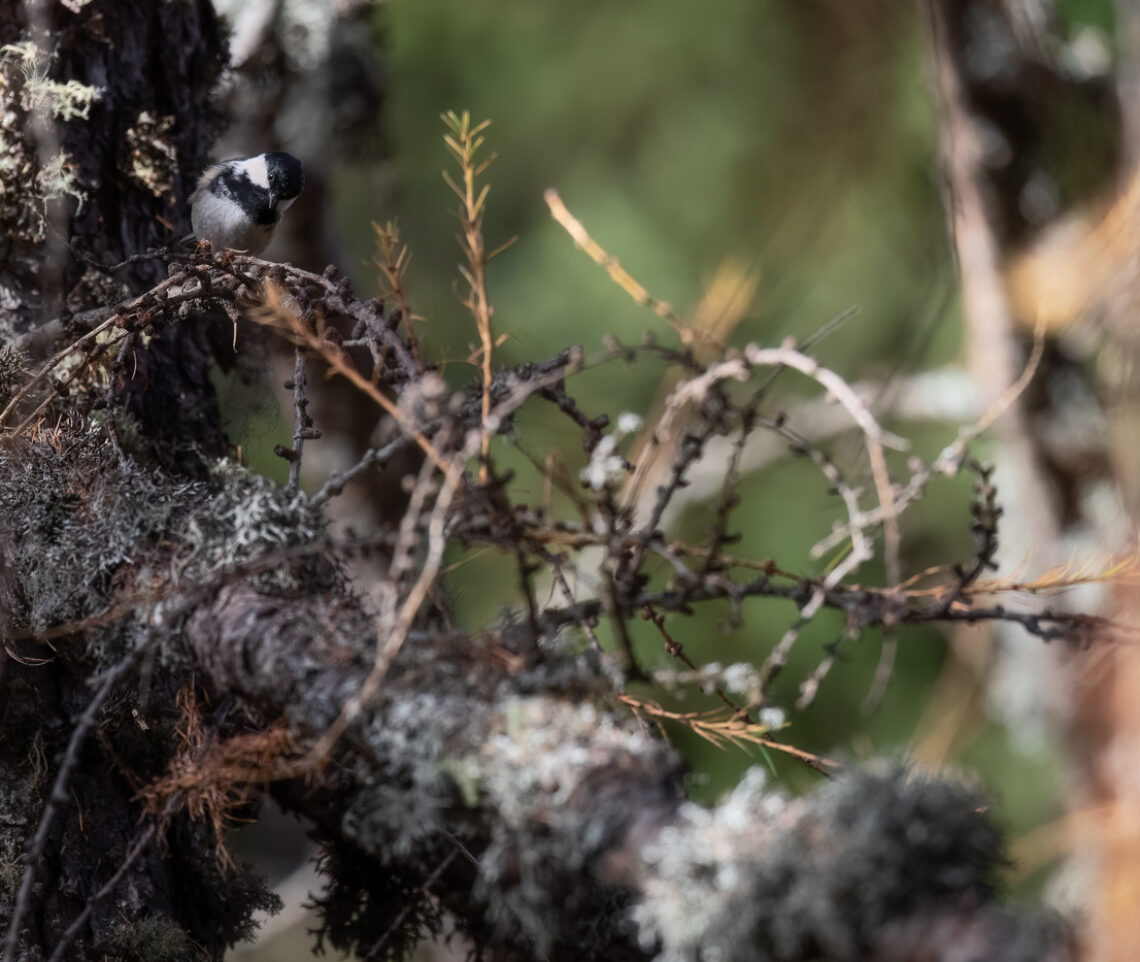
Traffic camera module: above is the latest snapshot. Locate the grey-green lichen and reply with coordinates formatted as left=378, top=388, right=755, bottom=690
left=631, top=763, right=1065, bottom=962
left=0, top=769, right=43, bottom=911
left=109, top=916, right=193, bottom=962
left=475, top=696, right=665, bottom=948
left=631, top=766, right=787, bottom=962
left=346, top=690, right=484, bottom=857
left=0, top=856, right=21, bottom=898
left=0, top=425, right=330, bottom=642
left=0, top=423, right=204, bottom=633
left=177, top=458, right=330, bottom=596
left=341, top=682, right=670, bottom=957
left=0, top=96, right=39, bottom=236
left=343, top=643, right=636, bottom=875
left=482, top=696, right=660, bottom=826
left=0, top=344, right=28, bottom=406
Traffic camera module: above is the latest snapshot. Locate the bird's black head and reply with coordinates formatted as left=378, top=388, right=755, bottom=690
left=264, top=152, right=305, bottom=202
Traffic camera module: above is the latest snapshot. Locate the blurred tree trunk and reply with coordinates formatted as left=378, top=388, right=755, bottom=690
left=930, top=1, right=1140, bottom=958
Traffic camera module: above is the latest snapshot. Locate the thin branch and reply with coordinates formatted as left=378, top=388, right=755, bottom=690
left=283, top=345, right=312, bottom=494
left=302, top=431, right=479, bottom=767
left=544, top=188, right=693, bottom=343
left=311, top=435, right=417, bottom=507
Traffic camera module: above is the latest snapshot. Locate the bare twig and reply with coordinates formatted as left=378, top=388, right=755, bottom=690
left=283, top=345, right=313, bottom=493
left=544, top=188, right=693, bottom=343
left=303, top=430, right=479, bottom=767
left=311, top=435, right=417, bottom=507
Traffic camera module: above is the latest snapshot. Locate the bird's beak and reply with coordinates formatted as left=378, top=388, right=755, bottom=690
left=268, top=191, right=278, bottom=209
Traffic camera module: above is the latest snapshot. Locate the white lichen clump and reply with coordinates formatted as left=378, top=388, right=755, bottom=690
left=580, top=411, right=643, bottom=491
left=37, top=152, right=85, bottom=209
left=177, top=459, right=323, bottom=590
left=482, top=696, right=659, bottom=821
left=632, top=767, right=786, bottom=962
left=1, top=41, right=102, bottom=121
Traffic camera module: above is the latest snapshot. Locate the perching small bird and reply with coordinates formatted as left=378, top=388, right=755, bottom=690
left=189, top=151, right=304, bottom=255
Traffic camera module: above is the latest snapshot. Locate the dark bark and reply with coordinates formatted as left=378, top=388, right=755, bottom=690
left=1, top=0, right=229, bottom=465
left=0, top=2, right=244, bottom=958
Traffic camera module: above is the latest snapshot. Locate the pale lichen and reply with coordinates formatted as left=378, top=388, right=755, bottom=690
left=0, top=345, right=28, bottom=406
left=124, top=111, right=178, bottom=199
left=0, top=423, right=204, bottom=633
left=630, top=764, right=1049, bottom=962
left=0, top=41, right=101, bottom=240
left=176, top=458, right=331, bottom=596
left=0, top=41, right=102, bottom=121
left=36, top=150, right=85, bottom=209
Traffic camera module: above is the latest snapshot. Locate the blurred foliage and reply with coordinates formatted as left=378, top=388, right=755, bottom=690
left=234, top=0, right=1108, bottom=909
left=378, top=0, right=956, bottom=380
left=1056, top=0, right=1114, bottom=33
left=376, top=0, right=960, bottom=748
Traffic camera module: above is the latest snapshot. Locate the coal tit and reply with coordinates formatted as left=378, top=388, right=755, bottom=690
left=190, top=151, right=304, bottom=254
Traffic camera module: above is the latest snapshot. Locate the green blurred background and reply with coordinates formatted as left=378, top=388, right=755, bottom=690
left=235, top=6, right=1125, bottom=943
left=367, top=0, right=1076, bottom=848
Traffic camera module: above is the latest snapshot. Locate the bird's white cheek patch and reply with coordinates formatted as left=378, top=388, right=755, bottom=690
left=240, top=154, right=270, bottom=190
